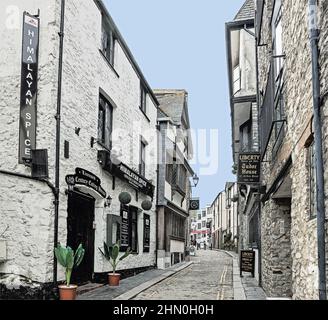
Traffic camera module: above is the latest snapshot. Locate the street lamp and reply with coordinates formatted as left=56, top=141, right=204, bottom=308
left=192, top=174, right=199, bottom=188
left=104, top=195, right=112, bottom=208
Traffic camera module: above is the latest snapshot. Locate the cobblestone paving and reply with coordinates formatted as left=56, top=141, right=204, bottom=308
left=133, top=250, right=233, bottom=300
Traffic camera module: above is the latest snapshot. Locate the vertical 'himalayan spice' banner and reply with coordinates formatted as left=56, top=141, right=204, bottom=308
left=19, top=12, right=40, bottom=164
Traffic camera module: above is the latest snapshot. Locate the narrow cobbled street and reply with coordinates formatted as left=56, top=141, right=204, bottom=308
left=133, top=250, right=233, bottom=300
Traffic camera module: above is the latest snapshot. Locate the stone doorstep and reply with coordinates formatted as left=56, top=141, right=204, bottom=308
left=77, top=282, right=105, bottom=296
left=113, top=261, right=193, bottom=300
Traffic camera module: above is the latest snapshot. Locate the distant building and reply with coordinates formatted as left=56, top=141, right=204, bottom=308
left=225, top=0, right=260, bottom=276
left=155, top=89, right=194, bottom=268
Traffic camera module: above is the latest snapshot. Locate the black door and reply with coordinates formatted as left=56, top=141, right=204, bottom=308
left=67, top=191, right=95, bottom=284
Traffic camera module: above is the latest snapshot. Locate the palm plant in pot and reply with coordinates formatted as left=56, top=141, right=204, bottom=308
left=54, top=243, right=85, bottom=300
left=99, top=241, right=131, bottom=286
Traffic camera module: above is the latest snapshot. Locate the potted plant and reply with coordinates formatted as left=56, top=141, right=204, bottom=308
left=99, top=242, right=131, bottom=286
left=54, top=243, right=85, bottom=300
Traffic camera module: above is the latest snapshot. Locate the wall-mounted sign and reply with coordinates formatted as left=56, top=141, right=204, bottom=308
left=143, top=214, right=150, bottom=253
left=75, top=167, right=101, bottom=186
left=65, top=169, right=106, bottom=198
left=120, top=206, right=130, bottom=251
left=99, top=150, right=154, bottom=198
left=238, top=153, right=261, bottom=184
left=189, top=199, right=200, bottom=210
left=240, top=250, right=255, bottom=277
left=19, top=12, right=40, bottom=164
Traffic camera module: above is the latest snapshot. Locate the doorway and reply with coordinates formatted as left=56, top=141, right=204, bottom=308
left=67, top=191, right=95, bottom=284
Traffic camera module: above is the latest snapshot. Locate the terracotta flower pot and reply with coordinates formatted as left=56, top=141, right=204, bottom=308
left=58, top=284, right=78, bottom=300
left=108, top=273, right=121, bottom=286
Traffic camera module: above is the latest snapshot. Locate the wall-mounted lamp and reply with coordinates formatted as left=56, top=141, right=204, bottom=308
left=191, top=174, right=199, bottom=188
left=104, top=195, right=112, bottom=208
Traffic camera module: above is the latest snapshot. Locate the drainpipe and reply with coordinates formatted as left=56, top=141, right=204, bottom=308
left=307, top=0, right=327, bottom=301
left=53, top=0, right=65, bottom=288
left=254, top=30, right=263, bottom=288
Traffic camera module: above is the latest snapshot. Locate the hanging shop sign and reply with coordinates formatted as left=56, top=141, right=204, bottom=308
left=19, top=12, right=40, bottom=164
left=143, top=214, right=150, bottom=253
left=109, top=160, right=154, bottom=198
left=65, top=169, right=106, bottom=198
left=240, top=250, right=255, bottom=277
left=189, top=199, right=200, bottom=210
left=238, top=153, right=261, bottom=184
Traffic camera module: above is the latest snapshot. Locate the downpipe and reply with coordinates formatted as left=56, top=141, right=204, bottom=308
left=53, top=0, right=65, bottom=289
left=308, top=0, right=327, bottom=300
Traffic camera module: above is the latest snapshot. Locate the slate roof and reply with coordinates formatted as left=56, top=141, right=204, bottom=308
left=153, top=89, right=189, bottom=126
left=234, top=0, right=255, bottom=21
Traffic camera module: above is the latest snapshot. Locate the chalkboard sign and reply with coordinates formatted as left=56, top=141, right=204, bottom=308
left=120, top=206, right=130, bottom=251
left=143, top=214, right=150, bottom=253
left=240, top=250, right=255, bottom=277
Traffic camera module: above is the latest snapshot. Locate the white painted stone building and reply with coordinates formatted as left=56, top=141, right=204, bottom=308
left=155, top=89, right=194, bottom=269
left=0, top=0, right=159, bottom=298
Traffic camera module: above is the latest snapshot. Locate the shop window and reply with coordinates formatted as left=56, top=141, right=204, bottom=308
left=170, top=214, right=185, bottom=239
left=120, top=205, right=138, bottom=253
left=143, top=214, right=150, bottom=253
left=106, top=214, right=122, bottom=246
left=98, top=94, right=113, bottom=150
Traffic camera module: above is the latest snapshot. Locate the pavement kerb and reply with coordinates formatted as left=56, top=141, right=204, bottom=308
left=113, top=261, right=194, bottom=300
left=219, top=250, right=247, bottom=300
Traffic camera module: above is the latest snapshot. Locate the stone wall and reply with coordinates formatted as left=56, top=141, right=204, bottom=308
left=0, top=0, right=158, bottom=293
left=0, top=0, right=60, bottom=288
left=258, top=0, right=328, bottom=299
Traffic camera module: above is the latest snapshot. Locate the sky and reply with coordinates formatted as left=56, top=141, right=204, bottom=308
left=105, top=0, right=246, bottom=208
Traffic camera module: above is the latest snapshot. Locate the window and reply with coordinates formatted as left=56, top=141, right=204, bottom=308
left=176, top=165, right=187, bottom=193
left=166, top=164, right=173, bottom=184
left=98, top=94, right=113, bottom=150
left=140, top=83, right=147, bottom=114
left=139, top=140, right=146, bottom=177
left=198, top=223, right=201, bottom=230
left=202, top=210, right=206, bottom=218
left=202, top=221, right=206, bottom=228
left=240, top=120, right=251, bottom=152
left=130, top=207, right=138, bottom=253
left=233, top=65, right=241, bottom=94
left=308, top=142, right=317, bottom=219
left=198, top=214, right=202, bottom=220
left=101, top=17, right=115, bottom=65
left=272, top=0, right=283, bottom=83
left=171, top=214, right=185, bottom=239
